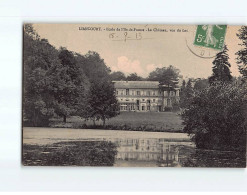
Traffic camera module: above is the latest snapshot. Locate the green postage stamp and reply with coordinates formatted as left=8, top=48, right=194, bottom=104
left=194, top=25, right=227, bottom=50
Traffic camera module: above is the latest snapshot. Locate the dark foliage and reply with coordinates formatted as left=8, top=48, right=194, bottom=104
left=110, top=71, right=126, bottom=81
left=126, top=73, right=143, bottom=81
left=236, top=26, right=247, bottom=81
left=80, top=79, right=120, bottom=126
left=23, top=24, right=58, bottom=126
left=179, top=79, right=194, bottom=109
left=182, top=82, right=247, bottom=152
left=23, top=141, right=118, bottom=166
left=209, top=45, right=232, bottom=84
left=147, top=65, right=181, bottom=87
left=193, top=78, right=209, bottom=91
left=181, top=147, right=246, bottom=168
left=23, top=24, right=119, bottom=126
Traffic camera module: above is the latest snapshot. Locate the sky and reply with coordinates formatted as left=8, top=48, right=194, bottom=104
left=33, top=24, right=243, bottom=80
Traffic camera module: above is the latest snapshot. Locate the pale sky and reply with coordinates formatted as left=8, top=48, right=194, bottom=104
left=33, top=24, right=243, bottom=79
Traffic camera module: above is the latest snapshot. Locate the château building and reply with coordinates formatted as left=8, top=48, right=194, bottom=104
left=113, top=81, right=180, bottom=112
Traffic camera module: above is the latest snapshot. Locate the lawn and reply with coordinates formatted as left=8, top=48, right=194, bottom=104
left=106, top=112, right=183, bottom=131
left=50, top=112, right=184, bottom=132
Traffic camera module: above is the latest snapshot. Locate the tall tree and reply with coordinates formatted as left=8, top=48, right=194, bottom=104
left=179, top=79, right=194, bottom=109
left=180, top=80, right=186, bottom=93
left=236, top=26, right=247, bottom=80
left=126, top=73, right=143, bottom=81
left=23, top=24, right=59, bottom=126
left=209, top=45, right=232, bottom=84
left=82, top=51, right=111, bottom=82
left=52, top=48, right=88, bottom=123
left=148, top=65, right=180, bottom=87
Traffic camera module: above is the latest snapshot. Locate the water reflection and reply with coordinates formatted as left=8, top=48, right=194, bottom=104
left=102, top=138, right=194, bottom=167
left=23, top=137, right=246, bottom=167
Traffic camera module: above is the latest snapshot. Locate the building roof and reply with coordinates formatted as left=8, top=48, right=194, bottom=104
left=113, top=81, right=160, bottom=89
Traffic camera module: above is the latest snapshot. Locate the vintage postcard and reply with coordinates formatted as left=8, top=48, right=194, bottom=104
left=22, top=24, right=247, bottom=167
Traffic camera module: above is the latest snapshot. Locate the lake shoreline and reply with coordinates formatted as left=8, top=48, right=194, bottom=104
left=23, top=127, right=191, bottom=146
left=23, top=125, right=185, bottom=133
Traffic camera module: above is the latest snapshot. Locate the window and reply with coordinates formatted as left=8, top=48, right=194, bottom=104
left=126, top=99, right=129, bottom=101
left=153, top=91, right=156, bottom=96
left=147, top=100, right=150, bottom=104
left=142, top=106, right=145, bottom=111
left=147, top=91, right=151, bottom=96
left=126, top=89, right=129, bottom=96
left=116, top=90, right=118, bottom=95
left=153, top=99, right=155, bottom=102
left=137, top=91, right=140, bottom=96
left=147, top=106, right=150, bottom=110
left=142, top=99, right=145, bottom=102
left=121, top=90, right=123, bottom=95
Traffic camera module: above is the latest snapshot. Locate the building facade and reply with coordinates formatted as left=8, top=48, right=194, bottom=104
left=113, top=81, right=180, bottom=112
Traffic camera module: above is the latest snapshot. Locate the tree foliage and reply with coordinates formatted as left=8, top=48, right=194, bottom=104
left=110, top=71, right=126, bottom=81
left=82, top=51, right=111, bottom=82
left=126, top=73, right=143, bottom=81
left=182, top=82, right=246, bottom=151
left=81, top=79, right=120, bottom=126
left=23, top=24, right=59, bottom=126
left=236, top=26, right=247, bottom=80
left=51, top=48, right=89, bottom=122
left=209, top=45, right=232, bottom=84
left=179, top=79, right=194, bottom=109
left=23, top=24, right=119, bottom=126
left=147, top=65, right=180, bottom=87
left=193, top=78, right=209, bottom=91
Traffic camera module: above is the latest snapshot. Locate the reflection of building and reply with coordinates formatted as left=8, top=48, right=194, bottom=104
left=106, top=138, right=183, bottom=167
left=113, top=81, right=180, bottom=112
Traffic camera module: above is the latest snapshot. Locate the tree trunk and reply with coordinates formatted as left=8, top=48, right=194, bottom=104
left=63, top=115, right=66, bottom=123
left=93, top=119, right=96, bottom=126
left=103, top=118, right=106, bottom=127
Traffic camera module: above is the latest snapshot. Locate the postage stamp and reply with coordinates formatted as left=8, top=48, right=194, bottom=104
left=194, top=25, right=227, bottom=50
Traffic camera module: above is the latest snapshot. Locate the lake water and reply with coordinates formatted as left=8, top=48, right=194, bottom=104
left=23, top=128, right=246, bottom=167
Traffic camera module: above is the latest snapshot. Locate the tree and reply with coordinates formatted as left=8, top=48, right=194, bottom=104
left=110, top=71, right=126, bottom=81
left=23, top=24, right=59, bottom=126
left=179, top=80, right=186, bottom=99
left=82, top=79, right=120, bottom=126
left=181, top=80, right=186, bottom=91
left=209, top=45, right=232, bottom=84
left=126, top=73, right=143, bottom=81
left=194, top=78, right=209, bottom=91
left=148, top=65, right=180, bottom=87
left=236, top=26, right=247, bottom=80
left=82, top=51, right=111, bottom=82
left=52, top=48, right=88, bottom=123
left=182, top=82, right=246, bottom=152
left=179, top=79, right=194, bottom=109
